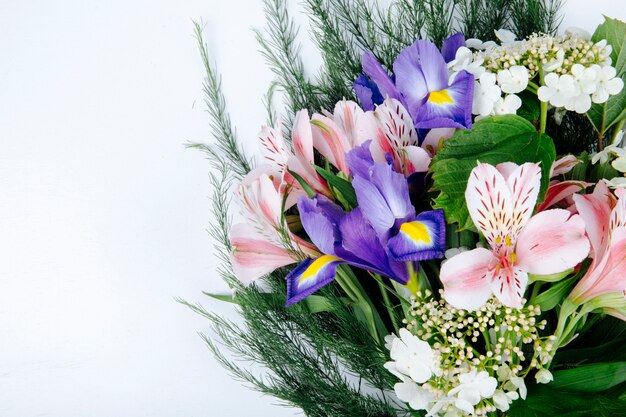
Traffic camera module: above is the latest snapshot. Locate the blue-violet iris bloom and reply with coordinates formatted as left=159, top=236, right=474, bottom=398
left=353, top=33, right=473, bottom=130
left=285, top=144, right=446, bottom=305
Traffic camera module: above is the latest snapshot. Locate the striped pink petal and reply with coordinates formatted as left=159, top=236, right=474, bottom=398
left=537, top=180, right=590, bottom=212
left=441, top=248, right=496, bottom=310
left=311, top=113, right=351, bottom=175
left=515, top=209, right=589, bottom=275
left=466, top=162, right=514, bottom=249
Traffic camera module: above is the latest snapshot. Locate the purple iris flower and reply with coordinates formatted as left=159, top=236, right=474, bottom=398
left=285, top=144, right=446, bottom=306
left=353, top=33, right=473, bottom=130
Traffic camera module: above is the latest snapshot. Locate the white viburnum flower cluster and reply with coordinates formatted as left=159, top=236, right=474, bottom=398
left=458, top=30, right=623, bottom=116
left=385, top=291, right=554, bottom=416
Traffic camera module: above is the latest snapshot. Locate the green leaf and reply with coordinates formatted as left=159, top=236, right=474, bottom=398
left=314, top=166, right=358, bottom=209
left=517, top=90, right=542, bottom=127
left=303, top=294, right=343, bottom=314
left=203, top=291, right=237, bottom=303
left=287, top=169, right=316, bottom=198
left=529, top=276, right=576, bottom=311
left=528, top=269, right=573, bottom=283
left=588, top=16, right=626, bottom=133
left=431, top=115, right=556, bottom=229
left=549, top=362, right=626, bottom=393
left=508, top=385, right=626, bottom=417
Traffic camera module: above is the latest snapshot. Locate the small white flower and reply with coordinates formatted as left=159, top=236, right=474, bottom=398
left=605, top=176, right=626, bottom=188
left=492, top=389, right=519, bottom=411
left=448, top=368, right=497, bottom=415
left=595, top=39, right=613, bottom=65
left=473, top=72, right=502, bottom=116
left=592, top=65, right=624, bottom=104
left=535, top=368, right=554, bottom=384
left=384, top=328, right=440, bottom=384
left=504, top=375, right=527, bottom=399
left=394, top=377, right=435, bottom=411
left=492, top=94, right=522, bottom=115
left=448, top=46, right=485, bottom=78
left=591, top=130, right=625, bottom=164
left=497, top=66, right=529, bottom=94
left=495, top=28, right=517, bottom=45
left=538, top=73, right=577, bottom=108
left=384, top=333, right=398, bottom=351
left=543, top=49, right=565, bottom=72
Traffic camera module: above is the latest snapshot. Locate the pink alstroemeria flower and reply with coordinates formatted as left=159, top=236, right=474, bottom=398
left=370, top=99, right=434, bottom=177
left=441, top=162, right=589, bottom=310
left=230, top=169, right=317, bottom=284
left=568, top=182, right=626, bottom=316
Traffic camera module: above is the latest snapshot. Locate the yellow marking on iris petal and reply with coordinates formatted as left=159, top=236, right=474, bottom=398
left=428, top=89, right=454, bottom=105
left=300, top=255, right=340, bottom=283
left=400, top=222, right=432, bottom=244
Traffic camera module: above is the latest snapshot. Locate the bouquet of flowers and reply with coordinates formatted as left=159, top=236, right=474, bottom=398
left=190, top=1, right=626, bottom=416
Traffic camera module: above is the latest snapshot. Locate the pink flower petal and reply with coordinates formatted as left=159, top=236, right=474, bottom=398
left=230, top=224, right=297, bottom=284
left=490, top=265, right=528, bottom=309
left=516, top=209, right=589, bottom=275
left=537, top=180, right=590, bottom=212
left=505, top=163, right=542, bottom=239
left=310, top=113, right=351, bottom=175
left=441, top=248, right=496, bottom=310
left=570, top=226, right=626, bottom=302
left=466, top=163, right=514, bottom=249
left=292, top=110, right=315, bottom=165
left=573, top=181, right=614, bottom=258
left=401, top=145, right=431, bottom=175
left=550, top=155, right=580, bottom=177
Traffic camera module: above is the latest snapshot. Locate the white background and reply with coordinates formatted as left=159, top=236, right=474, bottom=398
left=0, top=1, right=623, bottom=416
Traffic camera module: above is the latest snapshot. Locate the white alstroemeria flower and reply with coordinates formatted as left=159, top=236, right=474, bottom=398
left=538, top=73, right=577, bottom=108
left=421, top=128, right=456, bottom=157
left=473, top=72, right=502, bottom=117
left=535, top=368, right=554, bottom=384
left=448, top=46, right=485, bottom=78
left=492, top=389, right=520, bottom=411
left=543, top=50, right=565, bottom=72
left=591, top=130, right=625, bottom=164
left=495, top=28, right=517, bottom=45
left=394, top=377, right=435, bottom=411
left=497, top=66, right=529, bottom=94
left=448, top=368, right=497, bottom=415
left=592, top=65, right=624, bottom=104
left=492, top=94, right=522, bottom=115
left=384, top=328, right=441, bottom=384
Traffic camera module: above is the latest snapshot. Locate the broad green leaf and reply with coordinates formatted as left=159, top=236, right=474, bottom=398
left=508, top=385, right=626, bottom=417
left=529, top=276, right=576, bottom=312
left=555, top=317, right=626, bottom=364
left=431, top=115, right=556, bottom=229
left=550, top=362, right=626, bottom=393
left=314, top=166, right=358, bottom=209
left=588, top=16, right=626, bottom=133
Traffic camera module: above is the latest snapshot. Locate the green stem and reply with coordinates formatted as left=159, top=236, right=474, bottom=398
left=336, top=266, right=387, bottom=342
left=538, top=71, right=548, bottom=134
left=598, top=102, right=608, bottom=151
left=375, top=275, right=400, bottom=333
left=613, top=119, right=625, bottom=142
